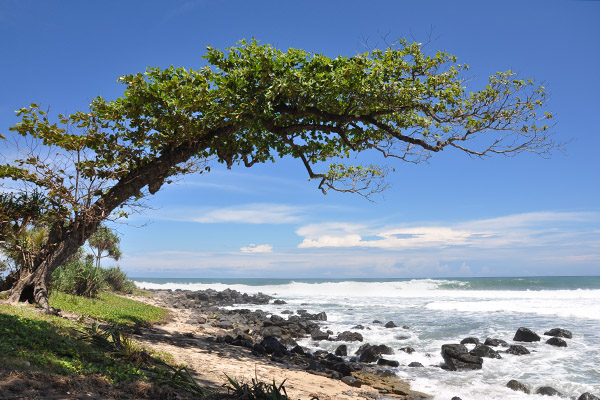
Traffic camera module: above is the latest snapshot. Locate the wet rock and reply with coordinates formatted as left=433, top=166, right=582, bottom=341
left=544, top=328, right=572, bottom=339
left=399, top=346, right=415, bottom=354
left=484, top=338, right=508, bottom=347
left=451, top=397, right=462, bottom=400
left=395, top=334, right=410, bottom=340
left=546, top=337, right=567, bottom=347
left=372, top=320, right=382, bottom=324
left=460, top=337, right=480, bottom=345
left=377, top=358, right=400, bottom=367
left=514, top=327, right=541, bottom=342
left=281, top=310, right=293, bottom=314
left=260, top=336, right=287, bottom=355
left=270, top=314, right=285, bottom=325
left=470, top=344, right=502, bottom=359
left=578, top=393, right=600, bottom=400
left=507, top=379, right=530, bottom=394
left=352, top=324, right=365, bottom=330
left=441, top=344, right=483, bottom=371
left=384, top=321, right=398, bottom=328
left=341, top=376, right=361, bottom=388
left=335, top=344, right=348, bottom=357
left=273, top=299, right=287, bottom=305
left=506, top=345, right=530, bottom=355
left=536, top=386, right=563, bottom=397
left=408, top=362, right=424, bottom=368
left=291, top=345, right=305, bottom=355
left=336, top=331, right=364, bottom=342
left=358, top=344, right=394, bottom=363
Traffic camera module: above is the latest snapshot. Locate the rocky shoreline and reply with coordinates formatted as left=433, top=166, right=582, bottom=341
left=145, top=288, right=599, bottom=400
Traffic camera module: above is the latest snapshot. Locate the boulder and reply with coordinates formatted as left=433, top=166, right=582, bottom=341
left=377, top=358, right=400, bottom=367
left=441, top=344, right=483, bottom=371
left=460, top=337, right=480, bottom=345
left=507, top=379, right=530, bottom=394
left=469, top=344, right=502, bottom=359
left=544, top=328, right=572, bottom=339
left=384, top=321, right=398, bottom=328
left=536, top=386, right=563, bottom=397
left=506, top=345, right=530, bottom=355
left=352, top=324, right=365, bottom=330
left=579, top=393, right=600, bottom=400
left=273, top=299, right=287, bottom=305
left=336, top=331, right=364, bottom=342
left=484, top=338, right=508, bottom=347
left=260, top=325, right=283, bottom=338
left=335, top=344, right=348, bottom=357
left=408, top=362, right=424, bottom=368
left=260, top=336, right=287, bottom=355
left=358, top=344, right=394, bottom=363
left=513, top=327, right=541, bottom=342
left=546, top=337, right=567, bottom=347
left=399, top=346, right=415, bottom=354
left=291, top=345, right=305, bottom=355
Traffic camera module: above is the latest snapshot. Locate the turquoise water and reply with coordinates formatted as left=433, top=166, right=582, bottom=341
left=133, top=276, right=600, bottom=399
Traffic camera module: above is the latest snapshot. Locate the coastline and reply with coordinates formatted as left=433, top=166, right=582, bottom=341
left=130, top=289, right=430, bottom=400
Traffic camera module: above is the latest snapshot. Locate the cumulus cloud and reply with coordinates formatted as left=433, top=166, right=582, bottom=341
left=153, top=203, right=303, bottom=224
left=240, top=244, right=273, bottom=253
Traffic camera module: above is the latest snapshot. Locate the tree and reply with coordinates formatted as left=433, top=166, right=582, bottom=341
left=0, top=39, right=558, bottom=312
left=87, top=226, right=121, bottom=269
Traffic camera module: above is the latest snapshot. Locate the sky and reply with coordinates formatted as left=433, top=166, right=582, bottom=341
left=1, top=0, right=599, bottom=278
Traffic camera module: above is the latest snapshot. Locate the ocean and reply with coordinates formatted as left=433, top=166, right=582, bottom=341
left=132, top=276, right=600, bottom=399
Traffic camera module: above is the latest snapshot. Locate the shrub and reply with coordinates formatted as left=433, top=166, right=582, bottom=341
left=51, top=258, right=104, bottom=298
left=102, top=266, right=136, bottom=294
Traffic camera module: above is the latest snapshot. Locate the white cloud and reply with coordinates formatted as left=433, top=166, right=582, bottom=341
left=155, top=203, right=303, bottom=224
left=240, top=244, right=273, bottom=253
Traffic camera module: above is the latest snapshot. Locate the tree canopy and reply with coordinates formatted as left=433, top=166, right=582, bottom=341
left=0, top=39, right=557, bottom=311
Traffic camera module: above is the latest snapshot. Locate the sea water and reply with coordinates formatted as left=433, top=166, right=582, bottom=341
left=133, top=277, right=600, bottom=399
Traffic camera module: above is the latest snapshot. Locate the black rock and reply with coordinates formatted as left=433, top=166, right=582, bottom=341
left=260, top=325, right=283, bottom=338
left=514, top=327, right=541, bottom=342
left=546, top=337, right=567, bottom=347
left=507, top=379, right=530, bottom=394
left=470, top=344, right=502, bottom=359
left=252, top=343, right=267, bottom=355
left=441, top=344, right=483, bottom=371
left=377, top=358, right=400, bottom=367
left=281, top=310, right=293, bottom=314
left=307, top=360, right=326, bottom=372
left=395, top=335, right=411, bottom=340
left=332, top=361, right=353, bottom=376
left=273, top=299, right=287, bottom=305
left=384, top=321, right=397, bottom=328
left=506, top=345, right=530, bottom=355
left=536, top=386, right=563, bottom=397
left=358, top=344, right=394, bottom=363
left=544, top=328, right=573, bottom=339
left=579, top=393, right=600, bottom=400
left=372, top=320, right=382, bottom=324
left=291, top=345, right=305, bottom=355
left=399, top=346, right=415, bottom=354
left=484, top=338, right=508, bottom=347
left=335, top=344, right=348, bottom=357
left=451, top=397, right=462, bottom=400
left=270, top=314, right=285, bottom=325
left=351, top=324, right=365, bottom=330
left=408, top=362, right=424, bottom=368
left=460, top=337, right=480, bottom=345
left=315, top=312, right=327, bottom=321
left=336, top=331, right=364, bottom=342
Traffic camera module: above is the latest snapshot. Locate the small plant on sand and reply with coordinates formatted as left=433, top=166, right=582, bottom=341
left=224, top=374, right=296, bottom=400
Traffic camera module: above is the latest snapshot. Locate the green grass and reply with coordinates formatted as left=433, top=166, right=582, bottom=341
left=49, top=291, right=168, bottom=327
left=0, top=304, right=144, bottom=383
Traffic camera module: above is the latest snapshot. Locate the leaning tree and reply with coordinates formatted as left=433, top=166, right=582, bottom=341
left=0, top=39, right=557, bottom=312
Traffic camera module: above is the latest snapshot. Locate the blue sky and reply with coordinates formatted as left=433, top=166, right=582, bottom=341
left=1, top=0, right=599, bottom=278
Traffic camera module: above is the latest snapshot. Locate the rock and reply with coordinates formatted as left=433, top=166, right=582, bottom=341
left=281, top=310, right=293, bottom=314
left=505, top=344, right=530, bottom=355
left=546, top=337, right=567, bottom=347
left=291, top=345, right=305, bottom=355
left=372, top=320, right=382, bottom=324
left=260, top=336, right=287, bottom=355
left=470, top=344, right=502, bottom=359
left=252, top=343, right=267, bottom=355
left=384, top=321, right=398, bottom=328
left=377, top=358, right=400, bottom=367
left=341, top=376, right=362, bottom=388
left=279, top=335, right=298, bottom=348
left=336, top=331, right=364, bottom=342
left=507, top=379, right=530, bottom=394
left=270, top=314, right=285, bottom=325
left=315, top=312, right=327, bottom=321
left=215, top=320, right=233, bottom=329
left=399, top=347, right=415, bottom=354
left=513, top=327, right=541, bottom=342
left=196, top=316, right=207, bottom=324
left=440, top=344, right=483, bottom=371
left=408, top=362, right=423, bottom=368
left=352, top=324, right=365, bottom=330
left=395, top=335, right=410, bottom=340
left=335, top=345, right=348, bottom=357
left=579, top=393, right=600, bottom=400
left=310, top=328, right=329, bottom=341
left=484, top=338, right=508, bottom=347
left=273, top=299, right=287, bottom=305
left=544, top=328, right=572, bottom=339
left=260, top=325, right=283, bottom=338
left=536, top=386, right=563, bottom=397
left=451, top=397, right=462, bottom=400
left=460, top=337, right=480, bottom=345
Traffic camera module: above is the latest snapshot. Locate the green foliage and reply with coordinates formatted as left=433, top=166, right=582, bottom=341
left=88, top=225, right=122, bottom=269
left=102, top=265, right=136, bottom=294
left=51, top=257, right=104, bottom=298
left=224, top=374, right=300, bottom=400
left=49, top=291, right=168, bottom=327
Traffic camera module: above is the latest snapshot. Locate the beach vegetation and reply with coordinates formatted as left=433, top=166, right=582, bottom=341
left=1, top=38, right=560, bottom=312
